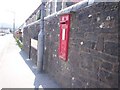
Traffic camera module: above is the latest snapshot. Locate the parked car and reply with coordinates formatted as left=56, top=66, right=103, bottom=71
left=0, top=33, right=5, bottom=36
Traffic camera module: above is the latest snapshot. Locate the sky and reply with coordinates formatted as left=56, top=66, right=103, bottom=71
left=0, top=0, right=41, bottom=28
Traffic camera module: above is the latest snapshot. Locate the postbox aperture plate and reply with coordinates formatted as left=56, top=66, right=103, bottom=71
left=58, top=14, right=70, bottom=61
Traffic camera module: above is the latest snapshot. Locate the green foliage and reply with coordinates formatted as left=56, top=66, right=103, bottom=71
left=15, top=38, right=23, bottom=49
left=37, top=14, right=40, bottom=20
left=37, top=11, right=41, bottom=20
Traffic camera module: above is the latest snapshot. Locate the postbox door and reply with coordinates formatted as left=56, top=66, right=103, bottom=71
left=59, top=14, right=70, bottom=61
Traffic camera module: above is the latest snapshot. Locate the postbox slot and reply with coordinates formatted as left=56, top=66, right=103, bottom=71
left=60, top=20, right=67, bottom=24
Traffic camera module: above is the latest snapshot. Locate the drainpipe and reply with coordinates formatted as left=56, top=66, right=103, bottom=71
left=37, top=0, right=45, bottom=73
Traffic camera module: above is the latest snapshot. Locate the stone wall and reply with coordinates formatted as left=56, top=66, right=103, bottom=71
left=30, top=46, right=37, bottom=64
left=23, top=26, right=30, bottom=56
left=23, top=2, right=119, bottom=88
left=44, top=2, right=119, bottom=88
left=23, top=22, right=40, bottom=64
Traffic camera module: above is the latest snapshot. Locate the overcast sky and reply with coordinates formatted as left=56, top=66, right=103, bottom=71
left=0, top=0, right=41, bottom=28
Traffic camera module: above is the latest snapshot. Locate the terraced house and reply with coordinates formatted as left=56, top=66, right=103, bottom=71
left=23, top=0, right=119, bottom=88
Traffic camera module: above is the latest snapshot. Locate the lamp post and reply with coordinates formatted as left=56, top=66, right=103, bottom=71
left=13, top=12, right=15, bottom=32
left=37, top=0, right=45, bottom=73
left=8, top=11, right=15, bottom=32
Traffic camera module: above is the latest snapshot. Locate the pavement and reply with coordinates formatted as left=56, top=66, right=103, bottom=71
left=0, top=34, right=60, bottom=89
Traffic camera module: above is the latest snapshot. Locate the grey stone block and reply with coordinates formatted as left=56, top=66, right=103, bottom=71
left=104, top=42, right=118, bottom=56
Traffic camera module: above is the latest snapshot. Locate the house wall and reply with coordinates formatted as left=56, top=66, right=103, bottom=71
left=25, top=0, right=79, bottom=25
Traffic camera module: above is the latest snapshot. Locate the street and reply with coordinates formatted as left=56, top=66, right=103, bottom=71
left=0, top=34, right=59, bottom=88
left=0, top=34, right=35, bottom=88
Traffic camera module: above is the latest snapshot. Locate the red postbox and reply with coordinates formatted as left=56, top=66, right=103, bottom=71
left=58, top=14, right=71, bottom=61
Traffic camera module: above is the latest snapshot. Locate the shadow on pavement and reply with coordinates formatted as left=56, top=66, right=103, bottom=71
left=19, top=50, right=60, bottom=89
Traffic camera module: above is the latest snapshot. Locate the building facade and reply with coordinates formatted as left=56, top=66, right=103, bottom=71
left=25, top=0, right=83, bottom=25
left=25, top=5, right=41, bottom=25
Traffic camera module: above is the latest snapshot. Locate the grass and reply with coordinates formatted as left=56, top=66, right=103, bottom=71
left=15, top=38, right=23, bottom=49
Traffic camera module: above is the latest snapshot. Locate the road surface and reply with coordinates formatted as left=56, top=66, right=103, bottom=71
left=0, top=34, right=59, bottom=89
